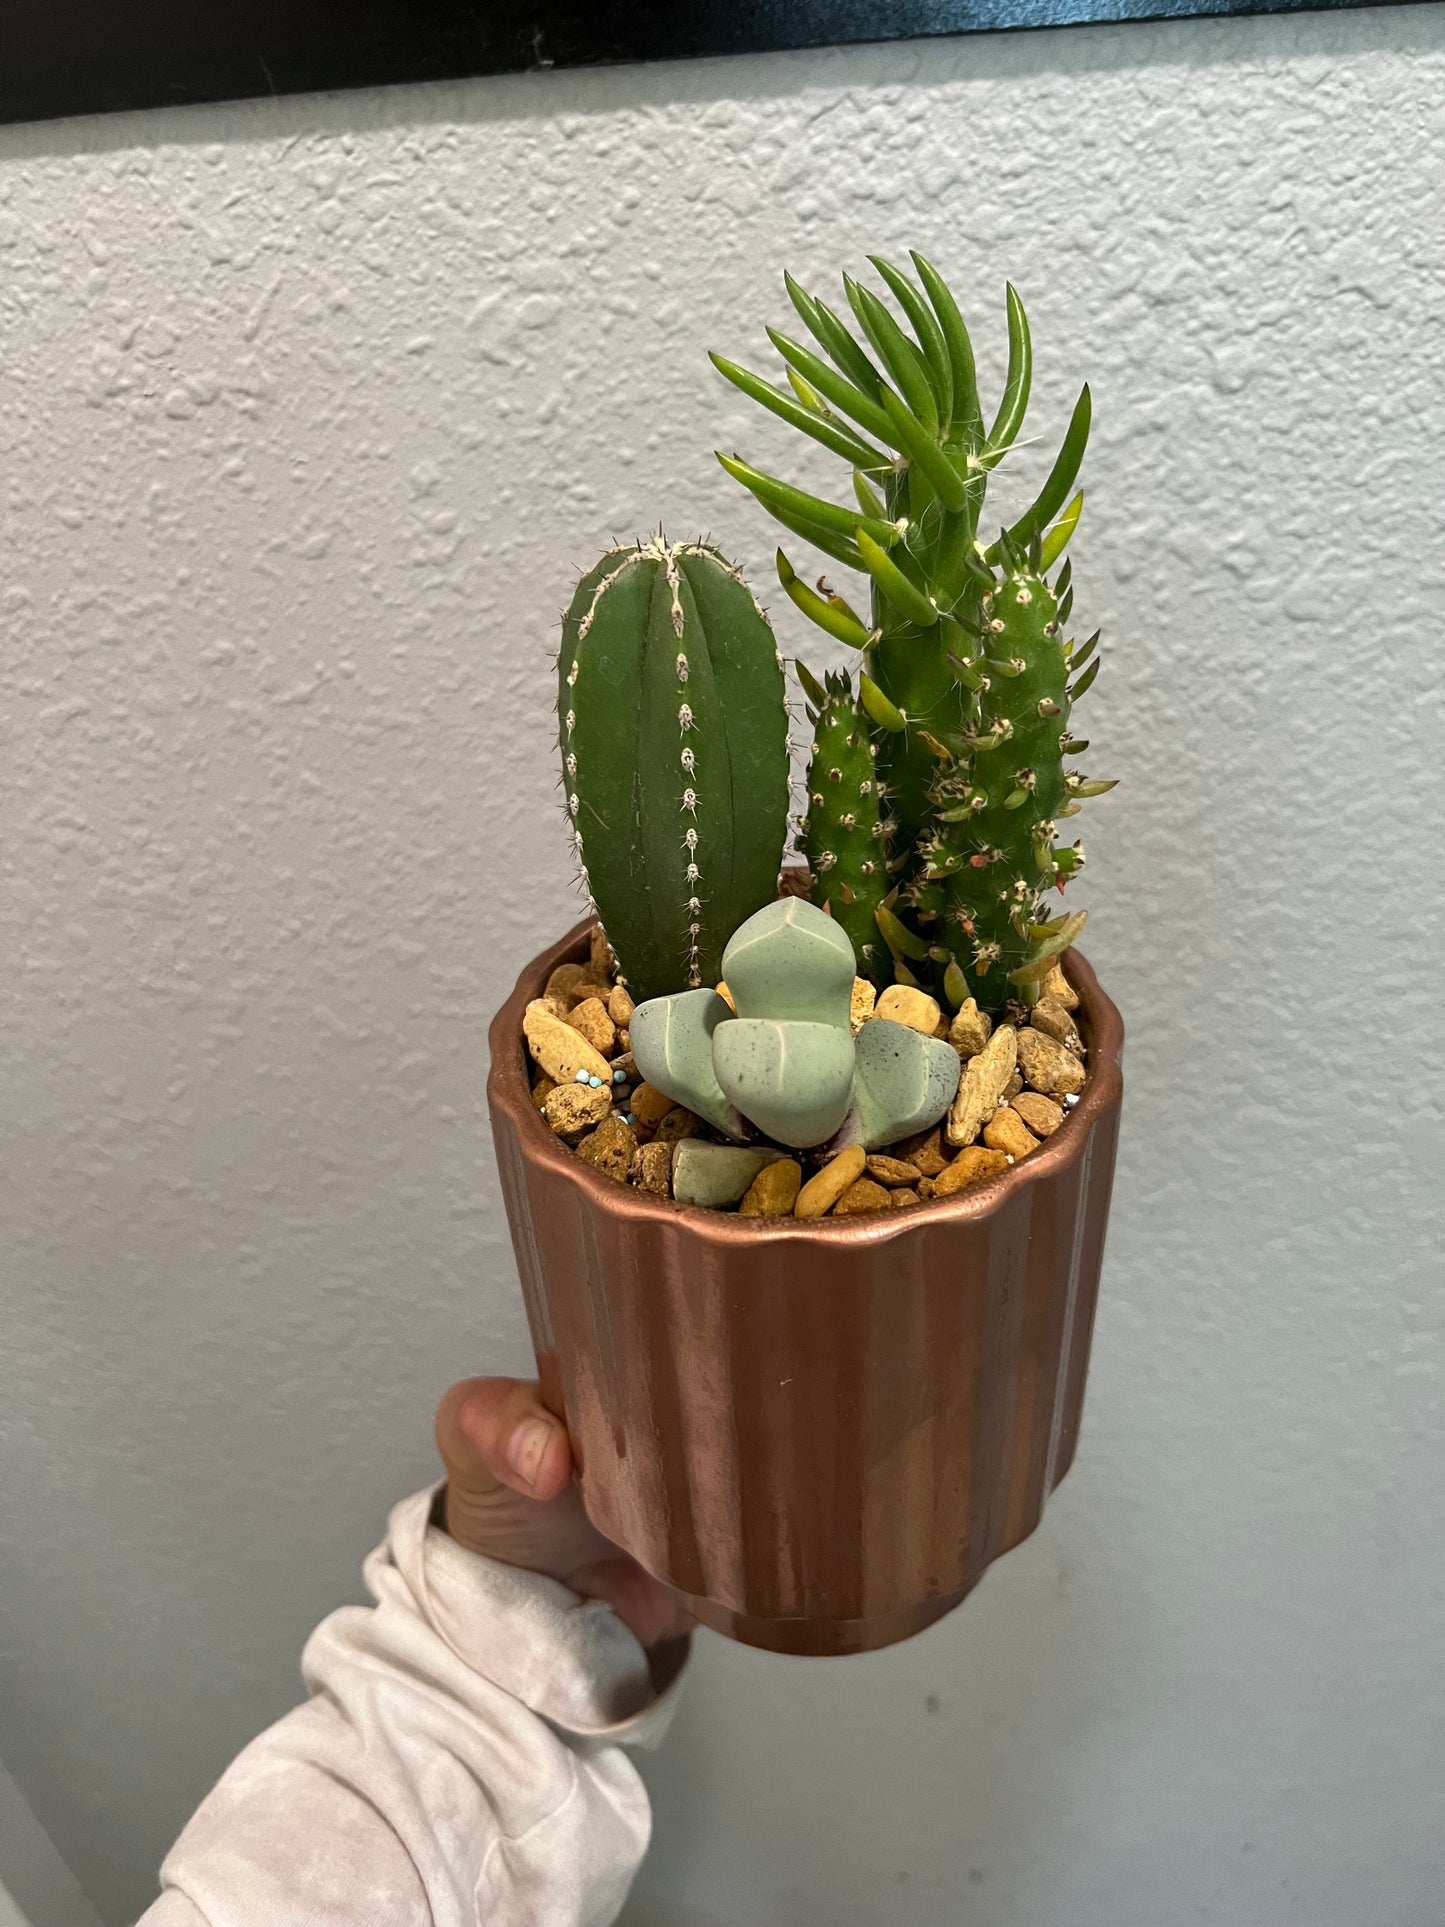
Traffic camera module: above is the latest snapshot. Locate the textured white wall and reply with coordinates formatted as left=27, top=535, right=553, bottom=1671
left=3, top=8, right=1444, bottom=1923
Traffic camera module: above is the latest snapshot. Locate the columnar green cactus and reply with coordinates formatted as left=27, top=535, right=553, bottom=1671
left=711, top=257, right=1115, bottom=1013
left=558, top=537, right=790, bottom=1005
left=911, top=556, right=1100, bottom=994
left=794, top=663, right=892, bottom=985
left=629, top=898, right=960, bottom=1152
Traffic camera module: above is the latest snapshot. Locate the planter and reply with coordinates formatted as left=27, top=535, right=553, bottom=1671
left=488, top=917, right=1124, bottom=1657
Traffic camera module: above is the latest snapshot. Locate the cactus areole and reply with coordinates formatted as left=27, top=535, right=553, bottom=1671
left=557, top=537, right=790, bottom=1006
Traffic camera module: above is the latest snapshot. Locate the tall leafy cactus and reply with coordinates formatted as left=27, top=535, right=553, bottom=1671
left=711, top=256, right=1114, bottom=1013
left=558, top=537, right=790, bottom=1004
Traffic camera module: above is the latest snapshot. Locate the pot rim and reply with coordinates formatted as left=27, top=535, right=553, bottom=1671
left=487, top=916, right=1124, bottom=1244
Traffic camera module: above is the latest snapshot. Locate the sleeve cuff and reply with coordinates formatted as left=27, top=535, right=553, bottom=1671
left=378, top=1487, right=690, bottom=1750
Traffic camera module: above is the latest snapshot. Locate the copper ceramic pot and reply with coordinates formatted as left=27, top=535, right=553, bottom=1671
left=487, top=919, right=1123, bottom=1657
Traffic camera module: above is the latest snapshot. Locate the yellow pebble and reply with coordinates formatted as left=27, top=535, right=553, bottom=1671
left=865, top=1155, right=923, bottom=1187
left=631, top=1140, right=674, bottom=1195
left=567, top=996, right=617, bottom=1059
left=794, top=1144, right=867, bottom=1218
left=1043, top=960, right=1079, bottom=1011
left=933, top=1145, right=1011, bottom=1196
left=1029, top=996, right=1084, bottom=1056
left=1012, top=1091, right=1064, bottom=1138
left=542, top=1080, right=612, bottom=1138
left=575, top=1115, right=637, bottom=1183
left=629, top=1082, right=678, bottom=1129
left=523, top=1000, right=613, bottom=1085
left=983, top=1107, right=1040, bottom=1161
left=946, top=1025, right=1018, bottom=1147
left=948, top=997, right=993, bottom=1059
left=739, top=1158, right=803, bottom=1217
left=849, top=978, right=877, bottom=1034
left=833, top=1177, right=893, bottom=1215
left=873, top=985, right=943, bottom=1034
left=1017, top=1026, right=1087, bottom=1097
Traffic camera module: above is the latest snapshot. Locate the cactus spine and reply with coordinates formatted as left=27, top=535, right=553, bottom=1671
left=558, top=537, right=790, bottom=1005
left=711, top=256, right=1113, bottom=1013
left=795, top=664, right=893, bottom=983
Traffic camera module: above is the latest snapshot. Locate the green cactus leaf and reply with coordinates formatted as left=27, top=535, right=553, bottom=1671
left=988, top=385, right=1092, bottom=563
left=912, top=250, right=982, bottom=449
left=784, top=274, right=886, bottom=400
left=852, top=468, right=888, bottom=520
left=946, top=648, right=989, bottom=692
left=717, top=452, right=899, bottom=550
left=878, top=387, right=969, bottom=514
left=776, top=549, right=873, bottom=648
left=1039, top=491, right=1085, bottom=570
left=765, top=328, right=893, bottom=442
left=795, top=658, right=829, bottom=708
left=709, top=352, right=888, bottom=469
left=764, top=504, right=866, bottom=572
left=855, top=529, right=938, bottom=628
left=1070, top=656, right=1101, bottom=701
left=942, top=959, right=971, bottom=1007
left=858, top=671, right=907, bottom=732
left=1006, top=910, right=1088, bottom=984
left=867, top=254, right=953, bottom=427
left=984, top=283, right=1033, bottom=460
left=875, top=901, right=931, bottom=962
left=844, top=278, right=940, bottom=435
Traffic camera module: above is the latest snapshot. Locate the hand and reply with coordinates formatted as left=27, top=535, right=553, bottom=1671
left=435, top=1377, right=693, bottom=1651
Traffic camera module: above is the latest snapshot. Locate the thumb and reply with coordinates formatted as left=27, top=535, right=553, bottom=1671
left=435, top=1377, right=574, bottom=1506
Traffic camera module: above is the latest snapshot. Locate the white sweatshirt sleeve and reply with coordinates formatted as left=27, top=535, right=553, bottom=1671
left=138, top=1487, right=689, bottom=1927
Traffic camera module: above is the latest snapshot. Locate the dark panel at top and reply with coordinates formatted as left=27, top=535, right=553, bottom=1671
left=0, top=0, right=1419, bottom=128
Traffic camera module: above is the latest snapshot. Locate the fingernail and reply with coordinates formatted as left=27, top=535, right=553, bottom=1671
left=506, top=1418, right=554, bottom=1489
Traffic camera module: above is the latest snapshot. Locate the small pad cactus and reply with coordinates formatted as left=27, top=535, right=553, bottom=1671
left=796, top=667, right=892, bottom=984
left=558, top=536, right=790, bottom=1005
left=629, top=898, right=961, bottom=1152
